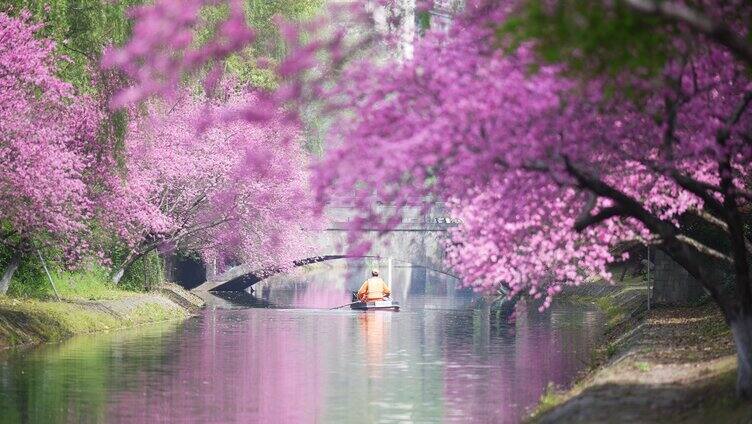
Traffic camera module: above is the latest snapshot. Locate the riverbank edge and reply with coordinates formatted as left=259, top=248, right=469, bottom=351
left=526, top=283, right=750, bottom=423
left=0, top=283, right=204, bottom=350
left=524, top=282, right=648, bottom=421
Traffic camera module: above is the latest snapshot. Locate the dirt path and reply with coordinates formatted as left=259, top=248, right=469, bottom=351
left=533, top=304, right=752, bottom=423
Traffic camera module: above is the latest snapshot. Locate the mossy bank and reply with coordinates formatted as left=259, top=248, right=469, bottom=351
left=528, top=282, right=752, bottom=423
left=0, top=283, right=204, bottom=350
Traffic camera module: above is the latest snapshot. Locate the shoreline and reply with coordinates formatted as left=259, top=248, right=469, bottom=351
left=5, top=277, right=747, bottom=422
left=529, top=284, right=751, bottom=423
left=0, top=283, right=204, bottom=350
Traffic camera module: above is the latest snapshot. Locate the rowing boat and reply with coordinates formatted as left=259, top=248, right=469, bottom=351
left=350, top=299, right=400, bottom=311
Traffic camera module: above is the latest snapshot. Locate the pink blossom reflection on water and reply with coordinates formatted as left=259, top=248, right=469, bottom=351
left=0, top=286, right=602, bottom=423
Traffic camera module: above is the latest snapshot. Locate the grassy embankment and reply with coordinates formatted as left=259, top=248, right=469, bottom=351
left=0, top=268, right=203, bottom=350
left=528, top=272, right=752, bottom=423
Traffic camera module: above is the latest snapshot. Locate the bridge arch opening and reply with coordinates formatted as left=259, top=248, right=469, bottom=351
left=196, top=255, right=457, bottom=292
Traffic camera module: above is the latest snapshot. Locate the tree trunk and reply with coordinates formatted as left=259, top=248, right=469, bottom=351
left=111, top=250, right=141, bottom=285
left=730, top=312, right=752, bottom=399
left=0, top=250, right=21, bottom=294
left=162, top=252, right=175, bottom=283
left=111, top=267, right=126, bottom=285
left=620, top=266, right=628, bottom=281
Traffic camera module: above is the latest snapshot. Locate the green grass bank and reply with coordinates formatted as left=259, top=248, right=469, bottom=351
left=0, top=282, right=204, bottom=350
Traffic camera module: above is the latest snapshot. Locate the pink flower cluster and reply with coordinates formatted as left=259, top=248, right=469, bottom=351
left=1, top=10, right=316, bottom=278
left=314, top=4, right=751, bottom=308
left=99, top=0, right=751, bottom=310
left=105, top=89, right=315, bottom=274
left=0, top=11, right=111, bottom=263
left=102, top=0, right=255, bottom=107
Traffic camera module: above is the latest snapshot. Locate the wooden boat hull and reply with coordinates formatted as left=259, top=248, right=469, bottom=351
left=350, top=300, right=400, bottom=311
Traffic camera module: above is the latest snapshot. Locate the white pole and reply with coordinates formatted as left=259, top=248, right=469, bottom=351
left=388, top=257, right=393, bottom=288
left=646, top=245, right=651, bottom=311
left=37, top=248, right=60, bottom=301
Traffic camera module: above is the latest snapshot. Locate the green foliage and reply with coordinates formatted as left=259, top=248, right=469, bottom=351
left=225, top=54, right=279, bottom=90
left=125, top=302, right=186, bottom=323
left=54, top=266, right=133, bottom=300
left=0, top=289, right=186, bottom=349
left=633, top=361, right=651, bottom=372
left=594, top=295, right=628, bottom=329
left=299, top=102, right=331, bottom=154
left=606, top=342, right=618, bottom=358
left=4, top=259, right=137, bottom=300
left=416, top=10, right=431, bottom=34
left=118, top=251, right=164, bottom=292
left=501, top=0, right=671, bottom=85
left=0, top=236, right=63, bottom=299
left=4, top=0, right=143, bottom=92
left=195, top=0, right=325, bottom=90
left=1, top=250, right=48, bottom=299
left=99, top=103, right=131, bottom=168
left=530, top=382, right=566, bottom=419
left=245, top=0, right=325, bottom=59
left=0, top=239, right=163, bottom=300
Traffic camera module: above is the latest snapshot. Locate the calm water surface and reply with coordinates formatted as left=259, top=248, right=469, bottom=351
left=0, top=264, right=603, bottom=423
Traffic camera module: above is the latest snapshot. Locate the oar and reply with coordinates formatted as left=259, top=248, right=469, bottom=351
left=330, top=301, right=361, bottom=310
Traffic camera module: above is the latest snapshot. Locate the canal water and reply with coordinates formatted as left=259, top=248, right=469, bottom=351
left=0, top=262, right=603, bottom=423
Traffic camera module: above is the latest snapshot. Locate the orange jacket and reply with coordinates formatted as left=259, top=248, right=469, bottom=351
left=357, top=277, right=391, bottom=301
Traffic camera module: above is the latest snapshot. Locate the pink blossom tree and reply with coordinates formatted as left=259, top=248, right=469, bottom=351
left=0, top=11, right=111, bottom=293
left=101, top=0, right=752, bottom=396
left=105, top=89, right=314, bottom=284
left=314, top=3, right=752, bottom=396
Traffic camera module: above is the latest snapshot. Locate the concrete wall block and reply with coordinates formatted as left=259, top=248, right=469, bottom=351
left=653, top=250, right=707, bottom=306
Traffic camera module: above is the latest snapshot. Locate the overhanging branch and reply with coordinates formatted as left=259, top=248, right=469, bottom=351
left=563, top=156, right=739, bottom=314
left=676, top=234, right=733, bottom=263
left=689, top=207, right=752, bottom=255
left=564, top=156, right=676, bottom=238
left=575, top=206, right=623, bottom=232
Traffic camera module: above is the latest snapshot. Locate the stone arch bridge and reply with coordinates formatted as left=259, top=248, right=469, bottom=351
left=194, top=204, right=459, bottom=292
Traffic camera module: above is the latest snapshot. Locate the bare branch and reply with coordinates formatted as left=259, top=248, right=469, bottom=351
left=562, top=156, right=735, bottom=315
left=635, top=157, right=752, bottom=205
left=59, top=44, right=95, bottom=61
left=669, top=170, right=726, bottom=217
left=675, top=234, right=733, bottom=263
left=661, top=92, right=679, bottom=160
left=575, top=192, right=597, bottom=224
left=723, top=90, right=752, bottom=131
left=564, top=156, right=678, bottom=239
left=575, top=206, right=623, bottom=232
left=689, top=207, right=752, bottom=255
left=689, top=207, right=728, bottom=230
left=619, top=236, right=663, bottom=247
left=715, top=91, right=752, bottom=305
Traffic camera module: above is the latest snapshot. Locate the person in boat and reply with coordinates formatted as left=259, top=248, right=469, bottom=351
left=357, top=269, right=391, bottom=302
